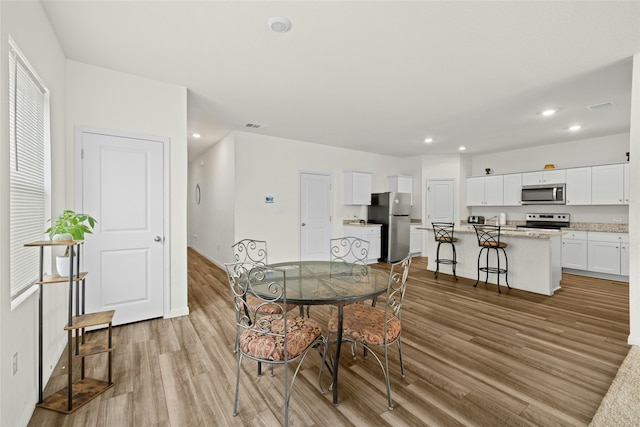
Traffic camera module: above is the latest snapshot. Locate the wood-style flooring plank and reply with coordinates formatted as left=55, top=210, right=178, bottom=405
left=27, top=250, right=630, bottom=426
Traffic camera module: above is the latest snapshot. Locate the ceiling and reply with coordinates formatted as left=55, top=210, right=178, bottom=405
left=40, top=1, right=640, bottom=162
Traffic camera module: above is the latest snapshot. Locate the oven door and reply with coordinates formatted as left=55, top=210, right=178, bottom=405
left=521, top=184, right=565, bottom=205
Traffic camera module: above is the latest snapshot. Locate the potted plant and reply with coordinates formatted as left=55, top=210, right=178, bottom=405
left=46, top=209, right=97, bottom=276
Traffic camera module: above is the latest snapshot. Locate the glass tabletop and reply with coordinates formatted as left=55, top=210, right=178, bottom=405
left=263, top=260, right=390, bottom=305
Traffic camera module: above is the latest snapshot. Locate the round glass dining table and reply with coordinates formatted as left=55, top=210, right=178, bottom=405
left=266, top=260, right=390, bottom=405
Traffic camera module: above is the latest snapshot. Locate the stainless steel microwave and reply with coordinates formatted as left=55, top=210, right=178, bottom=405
left=521, top=184, right=566, bottom=205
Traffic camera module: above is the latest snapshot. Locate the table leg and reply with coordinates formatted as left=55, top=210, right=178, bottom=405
left=332, top=304, right=344, bottom=406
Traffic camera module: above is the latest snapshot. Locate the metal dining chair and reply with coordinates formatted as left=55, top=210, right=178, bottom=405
left=224, top=262, right=326, bottom=427
left=323, top=253, right=412, bottom=410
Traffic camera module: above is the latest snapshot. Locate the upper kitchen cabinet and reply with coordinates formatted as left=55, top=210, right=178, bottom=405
left=591, top=163, right=624, bottom=205
left=466, top=175, right=503, bottom=206
left=502, top=173, right=522, bottom=206
left=522, top=169, right=566, bottom=186
left=565, top=167, right=592, bottom=205
left=344, top=171, right=372, bottom=205
left=388, top=175, right=413, bottom=204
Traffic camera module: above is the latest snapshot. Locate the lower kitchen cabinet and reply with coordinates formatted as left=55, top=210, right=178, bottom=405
left=587, top=232, right=628, bottom=275
left=564, top=231, right=628, bottom=277
left=343, top=225, right=381, bottom=264
left=410, top=224, right=422, bottom=256
left=562, top=231, right=588, bottom=270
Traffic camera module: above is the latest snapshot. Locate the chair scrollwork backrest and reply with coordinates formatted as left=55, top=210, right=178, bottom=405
left=232, top=239, right=268, bottom=266
left=473, top=224, right=502, bottom=247
left=432, top=222, right=455, bottom=243
left=385, top=254, right=412, bottom=324
left=330, top=236, right=370, bottom=280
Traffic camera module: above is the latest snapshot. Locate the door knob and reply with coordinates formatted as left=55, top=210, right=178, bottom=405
left=154, top=236, right=163, bottom=242
left=301, top=223, right=306, bottom=226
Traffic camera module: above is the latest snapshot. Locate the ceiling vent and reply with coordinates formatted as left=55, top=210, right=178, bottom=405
left=588, top=101, right=615, bottom=111
left=244, top=123, right=264, bottom=129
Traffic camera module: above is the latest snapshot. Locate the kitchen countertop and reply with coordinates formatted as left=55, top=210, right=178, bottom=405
left=419, top=225, right=562, bottom=239
left=343, top=222, right=382, bottom=227
left=459, top=221, right=628, bottom=234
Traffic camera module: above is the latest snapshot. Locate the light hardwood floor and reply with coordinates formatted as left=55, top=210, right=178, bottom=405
left=28, top=249, right=630, bottom=426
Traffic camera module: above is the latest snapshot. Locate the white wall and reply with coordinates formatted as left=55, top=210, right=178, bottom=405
left=0, top=3, right=67, bottom=426
left=628, top=54, right=639, bottom=345
left=188, top=130, right=421, bottom=265
left=188, top=133, right=236, bottom=265
left=66, top=61, right=189, bottom=318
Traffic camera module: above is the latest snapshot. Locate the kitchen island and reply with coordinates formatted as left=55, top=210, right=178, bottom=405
left=420, top=225, right=562, bottom=296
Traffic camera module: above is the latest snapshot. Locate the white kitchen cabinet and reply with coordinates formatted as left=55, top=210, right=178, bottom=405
left=621, top=241, right=630, bottom=276
left=410, top=224, right=422, bottom=256
left=522, top=169, right=566, bottom=186
left=587, top=232, right=628, bottom=275
left=466, top=177, right=485, bottom=206
left=388, top=176, right=413, bottom=204
left=465, top=175, right=503, bottom=206
left=343, top=225, right=381, bottom=264
left=502, top=173, right=522, bottom=206
left=623, top=162, right=630, bottom=204
left=562, top=230, right=588, bottom=270
left=344, top=171, right=372, bottom=205
left=591, top=163, right=624, bottom=205
left=565, top=167, right=591, bottom=205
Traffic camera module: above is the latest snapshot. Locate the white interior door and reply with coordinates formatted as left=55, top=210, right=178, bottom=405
left=78, top=128, right=166, bottom=325
left=426, top=179, right=455, bottom=224
left=300, top=173, right=332, bottom=261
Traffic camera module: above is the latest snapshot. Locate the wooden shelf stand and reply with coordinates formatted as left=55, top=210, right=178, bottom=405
left=24, top=240, right=116, bottom=414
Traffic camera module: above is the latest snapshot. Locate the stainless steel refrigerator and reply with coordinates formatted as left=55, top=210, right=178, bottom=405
left=367, top=192, right=411, bottom=263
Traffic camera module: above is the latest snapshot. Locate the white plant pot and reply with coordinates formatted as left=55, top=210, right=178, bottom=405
left=56, top=255, right=72, bottom=277
left=52, top=233, right=73, bottom=242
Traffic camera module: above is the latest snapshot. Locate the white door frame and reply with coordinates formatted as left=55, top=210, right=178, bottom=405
left=74, top=126, right=171, bottom=318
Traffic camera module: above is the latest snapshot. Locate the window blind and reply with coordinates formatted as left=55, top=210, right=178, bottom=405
left=9, top=43, right=49, bottom=300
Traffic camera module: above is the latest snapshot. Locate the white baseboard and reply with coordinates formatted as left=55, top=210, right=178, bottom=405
left=168, top=307, right=190, bottom=318
left=628, top=337, right=640, bottom=346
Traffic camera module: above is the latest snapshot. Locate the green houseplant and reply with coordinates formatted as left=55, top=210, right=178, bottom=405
left=46, top=210, right=97, bottom=276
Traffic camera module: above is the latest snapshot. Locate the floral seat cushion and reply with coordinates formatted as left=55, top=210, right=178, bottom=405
left=245, top=294, right=297, bottom=315
left=239, top=315, right=322, bottom=361
left=328, top=304, right=401, bottom=345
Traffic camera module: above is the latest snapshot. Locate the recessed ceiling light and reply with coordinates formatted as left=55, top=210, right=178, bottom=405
left=192, top=133, right=201, bottom=138
left=424, top=137, right=433, bottom=143
left=459, top=146, right=466, bottom=151
left=541, top=109, right=557, bottom=116
left=569, top=125, right=581, bottom=131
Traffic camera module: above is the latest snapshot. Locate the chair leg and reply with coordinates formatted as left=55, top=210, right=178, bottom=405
left=397, top=338, right=405, bottom=378
left=451, top=242, right=458, bottom=281
left=474, top=248, right=482, bottom=287
left=434, top=242, right=441, bottom=279
left=233, top=354, right=243, bottom=416
left=484, top=248, right=490, bottom=284
left=496, top=248, right=502, bottom=294
left=502, top=248, right=511, bottom=289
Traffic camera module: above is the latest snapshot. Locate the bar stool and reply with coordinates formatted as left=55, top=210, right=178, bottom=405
left=473, top=224, right=511, bottom=293
left=431, top=222, right=458, bottom=280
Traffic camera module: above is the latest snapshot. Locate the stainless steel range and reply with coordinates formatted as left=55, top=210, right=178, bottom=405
left=517, top=213, right=570, bottom=230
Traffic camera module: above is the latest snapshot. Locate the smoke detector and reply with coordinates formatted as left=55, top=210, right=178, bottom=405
left=268, top=17, right=292, bottom=33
